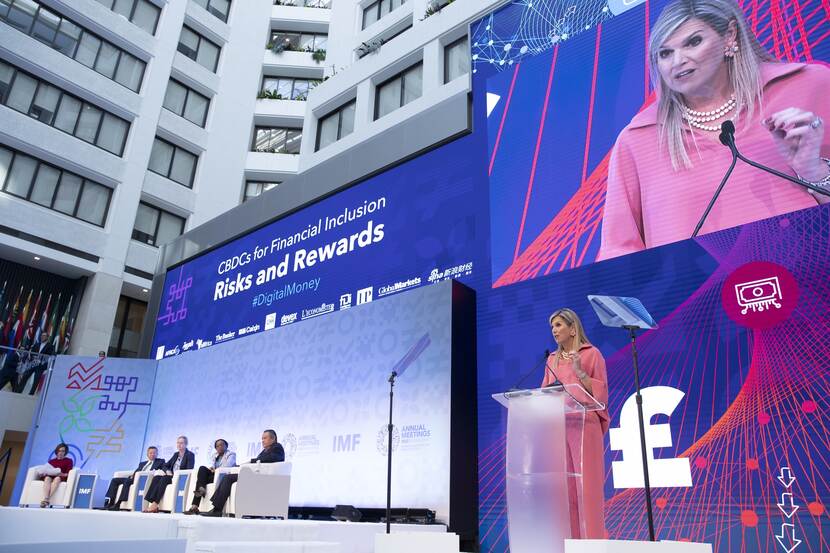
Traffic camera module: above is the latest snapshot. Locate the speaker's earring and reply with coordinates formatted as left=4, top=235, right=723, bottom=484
left=725, top=44, right=739, bottom=58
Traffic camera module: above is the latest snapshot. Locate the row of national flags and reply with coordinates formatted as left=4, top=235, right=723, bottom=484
left=0, top=280, right=75, bottom=354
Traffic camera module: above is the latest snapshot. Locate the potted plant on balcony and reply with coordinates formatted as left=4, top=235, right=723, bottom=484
left=312, top=49, right=327, bottom=63
left=422, top=0, right=454, bottom=20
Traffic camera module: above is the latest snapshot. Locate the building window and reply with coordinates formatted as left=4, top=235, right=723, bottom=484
left=92, top=0, right=160, bottom=34
left=0, top=0, right=146, bottom=92
left=192, top=0, right=231, bottom=22
left=162, top=79, right=210, bottom=127
left=108, top=295, right=148, bottom=358
left=362, top=0, right=406, bottom=30
left=444, top=36, right=469, bottom=83
left=148, top=137, right=198, bottom=187
left=131, top=201, right=186, bottom=246
left=177, top=26, right=221, bottom=72
left=268, top=30, right=327, bottom=52
left=260, top=77, right=319, bottom=100
left=0, top=60, right=130, bottom=155
left=243, top=180, right=280, bottom=202
left=374, top=62, right=422, bottom=120
left=252, top=127, right=301, bottom=154
left=316, top=100, right=355, bottom=151
left=0, top=144, right=112, bottom=226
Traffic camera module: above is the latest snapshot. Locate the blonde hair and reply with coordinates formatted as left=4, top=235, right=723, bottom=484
left=549, top=308, right=591, bottom=353
left=648, top=0, right=774, bottom=169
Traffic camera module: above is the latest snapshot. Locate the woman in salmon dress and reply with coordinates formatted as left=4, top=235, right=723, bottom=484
left=599, top=0, right=830, bottom=261
left=542, top=308, right=610, bottom=539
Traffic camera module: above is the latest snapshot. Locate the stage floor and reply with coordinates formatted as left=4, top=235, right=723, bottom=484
left=0, top=506, right=450, bottom=553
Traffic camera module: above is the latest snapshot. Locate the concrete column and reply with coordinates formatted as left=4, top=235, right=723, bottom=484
left=69, top=272, right=123, bottom=356
left=422, top=37, right=442, bottom=95
left=355, top=78, right=375, bottom=129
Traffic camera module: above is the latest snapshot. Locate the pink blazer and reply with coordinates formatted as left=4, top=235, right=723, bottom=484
left=598, top=62, right=830, bottom=261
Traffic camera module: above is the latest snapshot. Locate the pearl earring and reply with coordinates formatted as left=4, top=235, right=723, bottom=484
left=724, top=44, right=739, bottom=57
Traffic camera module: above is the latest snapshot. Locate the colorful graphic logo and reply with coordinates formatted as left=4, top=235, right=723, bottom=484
left=722, top=262, right=798, bottom=329
left=157, top=267, right=193, bottom=326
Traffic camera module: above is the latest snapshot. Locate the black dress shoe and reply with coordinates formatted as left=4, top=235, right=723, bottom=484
left=201, top=509, right=222, bottom=517
left=184, top=506, right=200, bottom=515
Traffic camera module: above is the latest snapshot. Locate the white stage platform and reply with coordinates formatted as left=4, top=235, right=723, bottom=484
left=0, top=507, right=448, bottom=553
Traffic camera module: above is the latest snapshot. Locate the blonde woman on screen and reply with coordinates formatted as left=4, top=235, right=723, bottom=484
left=543, top=308, right=609, bottom=539
left=599, top=0, right=830, bottom=261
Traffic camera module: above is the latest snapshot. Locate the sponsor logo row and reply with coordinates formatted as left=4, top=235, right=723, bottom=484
left=155, top=262, right=473, bottom=359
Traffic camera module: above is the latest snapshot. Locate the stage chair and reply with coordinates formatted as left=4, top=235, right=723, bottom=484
left=109, top=469, right=134, bottom=510
left=201, top=466, right=239, bottom=513
left=108, top=469, right=154, bottom=511
left=157, top=469, right=193, bottom=513
left=228, top=462, right=292, bottom=519
left=185, top=466, right=218, bottom=512
left=127, top=470, right=156, bottom=511
left=18, top=467, right=80, bottom=508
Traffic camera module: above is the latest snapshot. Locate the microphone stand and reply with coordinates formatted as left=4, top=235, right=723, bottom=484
left=694, top=120, right=830, bottom=238
left=385, top=370, right=396, bottom=534
left=509, top=349, right=551, bottom=391
left=733, top=149, right=830, bottom=197
left=692, top=133, right=738, bottom=237
left=625, top=325, right=656, bottom=542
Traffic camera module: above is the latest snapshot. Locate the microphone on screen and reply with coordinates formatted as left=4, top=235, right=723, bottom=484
left=724, top=119, right=830, bottom=198
left=692, top=121, right=738, bottom=238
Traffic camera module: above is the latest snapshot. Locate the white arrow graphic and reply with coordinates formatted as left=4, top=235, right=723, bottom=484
left=486, top=93, right=501, bottom=117
left=777, top=492, right=800, bottom=519
left=776, top=523, right=801, bottom=553
left=778, top=466, right=796, bottom=489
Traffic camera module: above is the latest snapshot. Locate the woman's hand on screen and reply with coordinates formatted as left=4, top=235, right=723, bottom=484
left=765, top=108, right=826, bottom=181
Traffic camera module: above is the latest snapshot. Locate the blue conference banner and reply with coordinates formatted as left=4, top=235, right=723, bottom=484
left=151, top=134, right=490, bottom=358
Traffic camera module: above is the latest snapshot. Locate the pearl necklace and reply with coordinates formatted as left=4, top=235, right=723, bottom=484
left=682, top=95, right=736, bottom=132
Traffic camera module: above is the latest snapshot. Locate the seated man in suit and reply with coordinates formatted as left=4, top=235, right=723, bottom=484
left=185, top=438, right=237, bottom=514
left=201, top=429, right=285, bottom=517
left=104, top=446, right=165, bottom=510
left=143, top=435, right=195, bottom=513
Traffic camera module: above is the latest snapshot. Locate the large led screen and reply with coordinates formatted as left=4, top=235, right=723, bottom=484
left=151, top=135, right=489, bottom=357
left=478, top=0, right=830, bottom=286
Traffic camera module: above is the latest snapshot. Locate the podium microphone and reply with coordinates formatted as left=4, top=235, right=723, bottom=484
left=724, top=120, right=830, bottom=195
left=692, top=121, right=739, bottom=237
left=509, top=349, right=550, bottom=391
left=544, top=353, right=564, bottom=389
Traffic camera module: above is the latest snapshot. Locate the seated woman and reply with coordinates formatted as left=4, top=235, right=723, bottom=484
left=185, top=438, right=236, bottom=515
left=38, top=443, right=73, bottom=508
left=142, top=435, right=195, bottom=513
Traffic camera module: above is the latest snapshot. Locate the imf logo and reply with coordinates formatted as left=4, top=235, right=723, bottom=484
left=332, top=434, right=361, bottom=452
left=77, top=488, right=92, bottom=495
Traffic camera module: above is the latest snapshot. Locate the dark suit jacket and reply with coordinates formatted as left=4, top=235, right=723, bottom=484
left=133, top=457, right=165, bottom=477
left=36, top=342, right=56, bottom=357
left=163, top=449, right=195, bottom=472
left=251, top=443, right=285, bottom=464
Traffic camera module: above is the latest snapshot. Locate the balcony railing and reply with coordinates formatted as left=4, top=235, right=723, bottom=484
left=267, top=42, right=327, bottom=63
left=274, top=0, right=332, bottom=8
